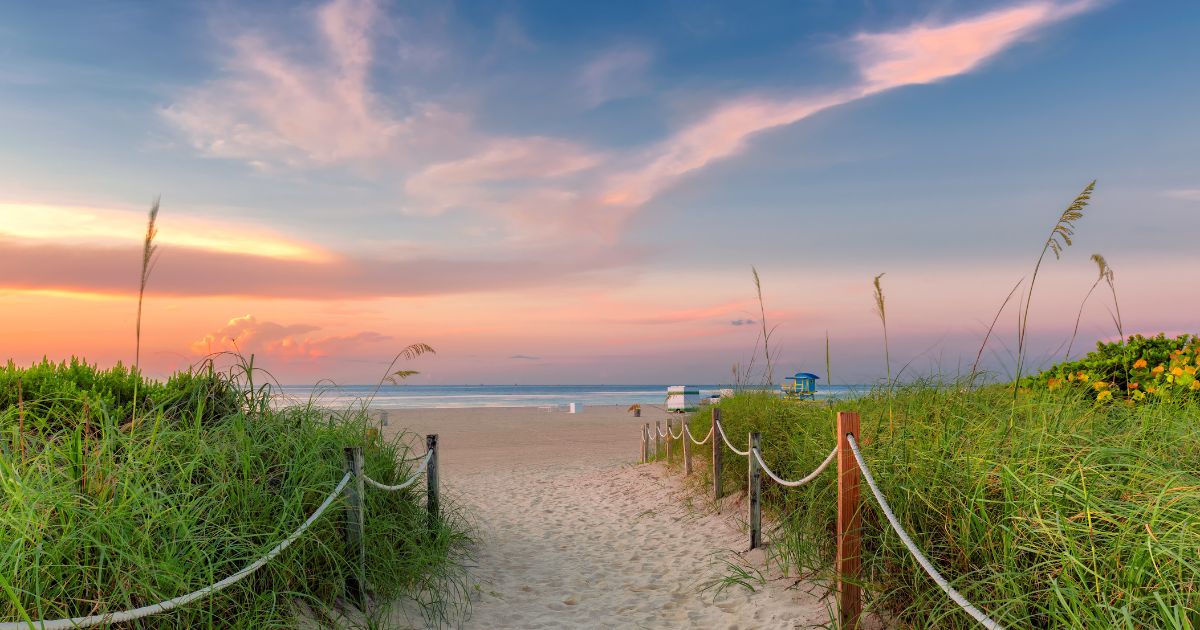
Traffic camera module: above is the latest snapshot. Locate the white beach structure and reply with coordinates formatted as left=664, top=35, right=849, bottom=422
left=666, top=386, right=700, bottom=412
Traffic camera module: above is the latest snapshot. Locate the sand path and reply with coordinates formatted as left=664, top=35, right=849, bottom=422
left=383, top=406, right=831, bottom=629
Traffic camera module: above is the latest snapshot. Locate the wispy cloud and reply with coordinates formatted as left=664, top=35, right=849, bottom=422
left=852, top=1, right=1096, bottom=91
left=1163, top=188, right=1200, bottom=202
left=403, top=137, right=603, bottom=217
left=621, top=301, right=751, bottom=325
left=595, top=1, right=1098, bottom=229
left=165, top=0, right=1098, bottom=243
left=730, top=319, right=756, bottom=326
left=508, top=354, right=541, bottom=360
left=577, top=47, right=652, bottom=107
left=163, top=0, right=467, bottom=168
left=412, top=0, right=1099, bottom=241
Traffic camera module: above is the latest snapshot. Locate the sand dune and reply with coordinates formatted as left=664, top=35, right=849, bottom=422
left=382, top=405, right=838, bottom=629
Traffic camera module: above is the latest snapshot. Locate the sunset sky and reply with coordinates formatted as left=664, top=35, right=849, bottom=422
left=2, top=0, right=1197, bottom=385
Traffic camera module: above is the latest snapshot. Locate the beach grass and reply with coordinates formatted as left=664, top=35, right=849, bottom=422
left=0, top=358, right=472, bottom=628
left=681, top=384, right=1199, bottom=629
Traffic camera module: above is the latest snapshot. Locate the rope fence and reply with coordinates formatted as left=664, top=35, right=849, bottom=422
left=686, top=423, right=713, bottom=446
left=847, top=434, right=1004, bottom=630
left=363, top=449, right=434, bottom=492
left=753, top=446, right=836, bottom=488
left=1, top=435, right=442, bottom=630
left=640, top=407, right=1005, bottom=630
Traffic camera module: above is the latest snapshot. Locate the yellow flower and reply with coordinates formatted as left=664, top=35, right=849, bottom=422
left=1078, top=372, right=1090, bottom=382
left=1186, top=365, right=1198, bottom=376
left=1146, top=386, right=1158, bottom=394
left=1093, top=381, right=1109, bottom=391
left=1191, top=380, right=1200, bottom=390
left=1047, top=377, right=1062, bottom=390
left=1128, top=382, right=1140, bottom=390
left=1171, top=367, right=1184, bottom=377
left=1133, top=358, right=1148, bottom=369
left=1152, top=364, right=1166, bottom=375
left=1096, top=390, right=1113, bottom=401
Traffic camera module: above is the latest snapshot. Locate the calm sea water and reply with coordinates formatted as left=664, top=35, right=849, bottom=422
left=274, top=384, right=862, bottom=409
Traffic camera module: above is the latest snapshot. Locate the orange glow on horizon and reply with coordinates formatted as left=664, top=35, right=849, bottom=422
left=1, top=288, right=129, bottom=302
left=0, top=202, right=331, bottom=262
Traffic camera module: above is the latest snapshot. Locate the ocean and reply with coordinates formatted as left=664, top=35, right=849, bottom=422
left=274, top=384, right=863, bottom=409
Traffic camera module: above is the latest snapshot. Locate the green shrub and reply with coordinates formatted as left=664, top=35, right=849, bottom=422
left=0, top=360, right=470, bottom=627
left=1026, top=334, right=1200, bottom=403
left=685, top=385, right=1200, bottom=629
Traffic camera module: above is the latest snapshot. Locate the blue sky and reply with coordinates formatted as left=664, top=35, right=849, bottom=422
left=1, top=0, right=1197, bottom=384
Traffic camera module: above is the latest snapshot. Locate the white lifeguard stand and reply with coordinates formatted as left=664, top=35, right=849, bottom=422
left=666, top=386, right=700, bottom=412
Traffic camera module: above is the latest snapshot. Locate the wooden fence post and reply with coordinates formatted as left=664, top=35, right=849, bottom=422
left=712, top=408, right=723, bottom=501
left=683, top=421, right=693, bottom=475
left=655, top=420, right=662, bottom=460
left=641, top=424, right=648, bottom=464
left=749, top=432, right=762, bottom=550
left=426, top=434, right=440, bottom=534
left=343, top=447, right=366, bottom=608
left=643, top=423, right=650, bottom=462
left=836, top=412, right=861, bottom=630
left=666, top=419, right=674, bottom=462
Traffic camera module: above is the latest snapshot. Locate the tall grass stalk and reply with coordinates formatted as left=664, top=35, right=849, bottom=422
left=752, top=266, right=776, bottom=385
left=1100, top=254, right=1124, bottom=340
left=1014, top=181, right=1095, bottom=397
left=971, top=277, right=1024, bottom=379
left=825, top=331, right=832, bottom=386
left=1066, top=254, right=1111, bottom=359
left=872, top=273, right=893, bottom=432
left=131, top=198, right=160, bottom=428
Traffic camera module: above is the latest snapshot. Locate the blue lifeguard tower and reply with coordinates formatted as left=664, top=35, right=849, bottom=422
left=781, top=372, right=819, bottom=400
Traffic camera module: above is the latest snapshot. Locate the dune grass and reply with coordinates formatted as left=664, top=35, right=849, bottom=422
left=680, top=385, right=1199, bottom=629
left=0, top=359, right=471, bottom=628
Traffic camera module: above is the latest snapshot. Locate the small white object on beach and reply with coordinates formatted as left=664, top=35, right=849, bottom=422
left=568, top=402, right=582, bottom=413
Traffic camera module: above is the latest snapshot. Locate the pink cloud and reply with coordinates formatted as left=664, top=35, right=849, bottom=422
left=583, top=1, right=1098, bottom=236
left=616, top=301, right=754, bottom=326
left=404, top=137, right=603, bottom=216
left=191, top=314, right=393, bottom=360
left=853, top=1, right=1097, bottom=91
left=163, top=0, right=469, bottom=168
left=601, top=91, right=860, bottom=209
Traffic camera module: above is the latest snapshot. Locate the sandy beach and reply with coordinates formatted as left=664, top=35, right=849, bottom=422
left=380, top=405, right=834, bottom=629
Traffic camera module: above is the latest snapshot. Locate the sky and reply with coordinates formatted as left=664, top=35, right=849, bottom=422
left=1, top=0, right=1197, bottom=385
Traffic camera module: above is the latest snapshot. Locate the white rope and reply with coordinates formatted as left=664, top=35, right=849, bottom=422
left=658, top=426, right=669, bottom=438
left=752, top=447, right=836, bottom=488
left=363, top=449, right=433, bottom=492
left=686, top=424, right=713, bottom=446
left=1, top=473, right=353, bottom=630
left=714, top=419, right=749, bottom=456
left=846, top=434, right=1005, bottom=630
left=667, top=425, right=683, bottom=440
